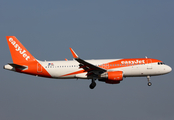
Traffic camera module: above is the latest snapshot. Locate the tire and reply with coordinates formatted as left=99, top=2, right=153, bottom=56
left=147, top=82, right=152, bottom=86
left=89, top=82, right=96, bottom=89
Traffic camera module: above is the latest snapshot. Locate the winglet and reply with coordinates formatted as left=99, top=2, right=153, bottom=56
left=69, top=48, right=79, bottom=58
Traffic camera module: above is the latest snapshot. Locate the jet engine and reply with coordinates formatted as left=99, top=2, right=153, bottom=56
left=99, top=71, right=123, bottom=84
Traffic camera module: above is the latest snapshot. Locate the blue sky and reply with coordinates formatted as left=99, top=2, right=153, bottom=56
left=0, top=0, right=174, bottom=120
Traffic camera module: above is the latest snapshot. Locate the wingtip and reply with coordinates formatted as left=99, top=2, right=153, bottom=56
left=69, top=48, right=78, bottom=58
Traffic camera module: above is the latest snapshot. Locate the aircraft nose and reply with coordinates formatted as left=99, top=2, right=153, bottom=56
left=166, top=66, right=172, bottom=73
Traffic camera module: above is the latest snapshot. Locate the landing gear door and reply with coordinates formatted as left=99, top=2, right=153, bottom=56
left=146, top=59, right=152, bottom=69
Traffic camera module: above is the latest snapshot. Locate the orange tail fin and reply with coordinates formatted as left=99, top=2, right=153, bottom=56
left=6, top=36, right=36, bottom=64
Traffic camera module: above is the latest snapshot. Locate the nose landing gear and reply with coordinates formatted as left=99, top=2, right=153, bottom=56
left=147, top=76, right=152, bottom=86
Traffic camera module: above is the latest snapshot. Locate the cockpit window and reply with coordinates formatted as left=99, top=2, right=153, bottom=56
left=158, top=62, right=165, bottom=65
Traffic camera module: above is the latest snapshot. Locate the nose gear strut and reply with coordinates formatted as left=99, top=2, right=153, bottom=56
left=147, top=76, right=152, bottom=86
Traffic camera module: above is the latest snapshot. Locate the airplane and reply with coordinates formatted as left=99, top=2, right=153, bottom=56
left=4, top=36, right=172, bottom=89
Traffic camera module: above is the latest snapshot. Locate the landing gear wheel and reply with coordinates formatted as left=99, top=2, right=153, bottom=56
left=89, top=82, right=96, bottom=89
left=148, top=82, right=152, bottom=86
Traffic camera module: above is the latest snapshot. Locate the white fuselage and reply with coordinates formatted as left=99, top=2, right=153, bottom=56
left=38, top=59, right=172, bottom=79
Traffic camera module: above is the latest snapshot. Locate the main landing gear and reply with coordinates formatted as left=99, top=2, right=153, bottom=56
left=147, top=76, right=152, bottom=86
left=89, top=79, right=96, bottom=89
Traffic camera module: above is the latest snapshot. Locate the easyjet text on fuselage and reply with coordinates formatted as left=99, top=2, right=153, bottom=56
left=121, top=60, right=145, bottom=64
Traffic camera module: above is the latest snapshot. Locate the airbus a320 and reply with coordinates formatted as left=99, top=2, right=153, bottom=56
left=4, top=36, right=172, bottom=89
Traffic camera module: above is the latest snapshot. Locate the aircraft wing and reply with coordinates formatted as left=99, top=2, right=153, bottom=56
left=69, top=48, right=106, bottom=77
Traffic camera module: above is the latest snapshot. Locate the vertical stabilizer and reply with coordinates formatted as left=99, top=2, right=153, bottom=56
left=6, top=36, right=36, bottom=64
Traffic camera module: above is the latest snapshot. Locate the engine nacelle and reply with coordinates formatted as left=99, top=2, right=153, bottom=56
left=99, top=71, right=123, bottom=84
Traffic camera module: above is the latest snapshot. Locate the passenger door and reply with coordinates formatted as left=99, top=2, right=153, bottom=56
left=146, top=59, right=152, bottom=69
left=37, top=63, right=42, bottom=72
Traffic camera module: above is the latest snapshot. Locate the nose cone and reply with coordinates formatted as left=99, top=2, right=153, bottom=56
left=166, top=65, right=172, bottom=73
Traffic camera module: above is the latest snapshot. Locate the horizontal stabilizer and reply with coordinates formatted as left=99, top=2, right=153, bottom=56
left=8, top=63, right=27, bottom=69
